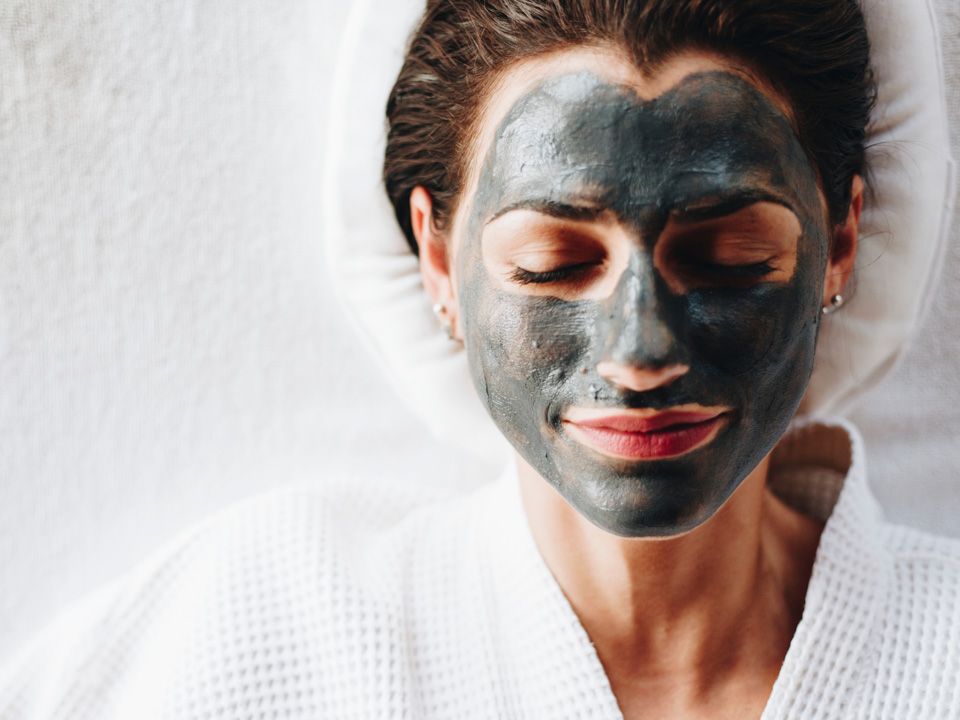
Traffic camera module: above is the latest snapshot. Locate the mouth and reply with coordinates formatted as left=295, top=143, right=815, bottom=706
left=562, top=407, right=731, bottom=461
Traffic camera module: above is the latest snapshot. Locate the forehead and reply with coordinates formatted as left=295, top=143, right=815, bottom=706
left=455, top=49, right=819, bottom=239
left=481, top=71, right=807, bottom=211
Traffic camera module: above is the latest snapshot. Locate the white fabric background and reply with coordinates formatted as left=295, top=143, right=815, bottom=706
left=850, top=1, right=960, bottom=534
left=0, top=1, right=495, bottom=663
left=0, top=0, right=956, bottom=665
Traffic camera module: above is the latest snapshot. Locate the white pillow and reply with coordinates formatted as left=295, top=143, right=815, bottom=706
left=323, top=0, right=955, bottom=460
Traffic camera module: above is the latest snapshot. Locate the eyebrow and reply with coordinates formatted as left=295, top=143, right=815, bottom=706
left=486, top=199, right=607, bottom=225
left=485, top=189, right=798, bottom=227
left=669, top=189, right=796, bottom=223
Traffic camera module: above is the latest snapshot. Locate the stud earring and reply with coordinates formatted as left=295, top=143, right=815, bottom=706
left=821, top=294, right=845, bottom=316
left=432, top=303, right=457, bottom=341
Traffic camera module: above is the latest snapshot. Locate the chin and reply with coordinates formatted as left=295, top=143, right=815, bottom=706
left=572, top=488, right=719, bottom=539
left=537, top=419, right=764, bottom=538
left=547, top=453, right=740, bottom=539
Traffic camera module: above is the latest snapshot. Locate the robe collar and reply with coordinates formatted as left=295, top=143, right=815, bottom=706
left=477, top=418, right=890, bottom=719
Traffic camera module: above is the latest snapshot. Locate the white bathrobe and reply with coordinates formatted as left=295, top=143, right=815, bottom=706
left=2, top=418, right=958, bottom=719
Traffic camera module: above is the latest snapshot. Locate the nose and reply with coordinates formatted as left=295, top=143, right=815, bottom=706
left=597, top=253, right=688, bottom=392
left=596, top=361, right=689, bottom=392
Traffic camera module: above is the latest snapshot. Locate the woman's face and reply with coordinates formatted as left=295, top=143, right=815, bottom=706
left=436, top=49, right=835, bottom=537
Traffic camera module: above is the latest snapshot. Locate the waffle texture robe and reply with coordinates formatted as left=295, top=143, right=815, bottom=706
left=2, top=419, right=959, bottom=719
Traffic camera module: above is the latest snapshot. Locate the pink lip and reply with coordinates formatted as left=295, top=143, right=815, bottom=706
left=571, top=411, right=725, bottom=433
left=564, top=411, right=729, bottom=460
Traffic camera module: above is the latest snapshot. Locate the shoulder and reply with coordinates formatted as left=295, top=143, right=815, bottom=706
left=0, top=477, right=488, bottom=719
left=865, top=521, right=960, bottom=716
left=880, top=520, right=960, bottom=605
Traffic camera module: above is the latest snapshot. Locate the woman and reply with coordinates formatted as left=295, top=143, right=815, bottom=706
left=374, top=1, right=955, bottom=717
left=2, top=1, right=958, bottom=718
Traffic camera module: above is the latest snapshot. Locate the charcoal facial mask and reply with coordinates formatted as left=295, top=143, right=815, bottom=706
left=457, top=71, right=828, bottom=537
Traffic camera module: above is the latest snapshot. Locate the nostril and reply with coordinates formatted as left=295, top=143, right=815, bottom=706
left=595, top=362, right=690, bottom=393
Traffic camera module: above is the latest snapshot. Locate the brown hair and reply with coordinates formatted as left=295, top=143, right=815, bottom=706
left=384, top=0, right=875, bottom=254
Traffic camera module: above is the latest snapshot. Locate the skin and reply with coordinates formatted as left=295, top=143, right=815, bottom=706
left=411, top=47, right=861, bottom=718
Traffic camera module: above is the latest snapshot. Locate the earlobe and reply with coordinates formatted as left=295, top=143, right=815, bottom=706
left=410, top=186, right=461, bottom=340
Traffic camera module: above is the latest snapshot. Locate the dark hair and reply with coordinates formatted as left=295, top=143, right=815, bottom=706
left=384, top=0, right=876, bottom=254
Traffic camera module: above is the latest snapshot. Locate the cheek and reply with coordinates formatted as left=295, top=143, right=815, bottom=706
left=686, top=287, right=792, bottom=376
left=685, top=281, right=819, bottom=430
left=471, top=290, right=595, bottom=382
left=461, top=280, right=595, bottom=426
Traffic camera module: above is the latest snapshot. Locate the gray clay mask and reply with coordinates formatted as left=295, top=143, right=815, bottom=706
left=457, top=70, right=829, bottom=537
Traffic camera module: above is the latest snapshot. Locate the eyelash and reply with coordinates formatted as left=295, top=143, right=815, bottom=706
left=508, top=259, right=778, bottom=285
left=687, top=259, right=778, bottom=278
left=508, top=263, right=598, bottom=285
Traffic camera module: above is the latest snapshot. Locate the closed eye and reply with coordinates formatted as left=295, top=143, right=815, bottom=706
left=682, top=258, right=778, bottom=278
left=654, top=201, right=800, bottom=292
left=508, top=261, right=601, bottom=285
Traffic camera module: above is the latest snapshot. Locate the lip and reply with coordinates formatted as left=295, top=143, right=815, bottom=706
left=563, top=408, right=730, bottom=461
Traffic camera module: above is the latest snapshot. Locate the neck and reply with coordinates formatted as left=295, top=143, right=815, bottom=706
left=516, top=453, right=824, bottom=708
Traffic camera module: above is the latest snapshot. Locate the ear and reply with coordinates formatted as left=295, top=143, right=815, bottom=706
left=410, top=186, right=461, bottom=340
left=823, top=175, right=864, bottom=305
